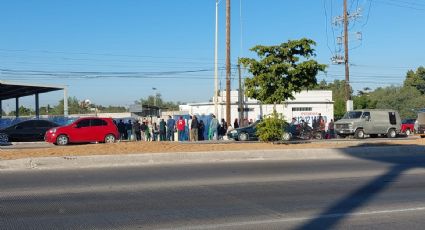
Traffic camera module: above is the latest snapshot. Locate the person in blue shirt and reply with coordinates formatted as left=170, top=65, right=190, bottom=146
left=166, top=115, right=176, bottom=141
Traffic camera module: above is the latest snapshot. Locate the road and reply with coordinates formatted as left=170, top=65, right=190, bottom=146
left=1, top=152, right=425, bottom=229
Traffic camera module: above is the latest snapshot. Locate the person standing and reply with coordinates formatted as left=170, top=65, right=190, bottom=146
left=190, top=115, right=199, bottom=141
left=233, top=118, right=239, bottom=129
left=176, top=116, right=186, bottom=141
left=133, top=120, right=141, bottom=141
left=159, top=118, right=166, bottom=141
left=152, top=122, right=159, bottom=141
left=145, top=122, right=151, bottom=141
left=219, top=118, right=227, bottom=140
left=117, top=119, right=126, bottom=140
left=125, top=120, right=133, bottom=141
left=317, top=113, right=324, bottom=138
left=209, top=115, right=219, bottom=140
left=187, top=115, right=192, bottom=141
left=198, top=120, right=205, bottom=141
left=328, top=119, right=335, bottom=139
left=166, top=115, right=176, bottom=141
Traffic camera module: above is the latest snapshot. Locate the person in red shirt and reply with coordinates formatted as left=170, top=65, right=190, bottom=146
left=176, top=116, right=186, bottom=141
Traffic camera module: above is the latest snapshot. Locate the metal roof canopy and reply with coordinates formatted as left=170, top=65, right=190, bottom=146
left=0, top=80, right=65, bottom=100
left=0, top=80, right=68, bottom=116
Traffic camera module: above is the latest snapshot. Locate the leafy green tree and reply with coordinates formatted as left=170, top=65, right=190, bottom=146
left=353, top=87, right=376, bottom=110
left=367, top=86, right=425, bottom=119
left=96, top=105, right=128, bottom=113
left=8, top=106, right=34, bottom=116
left=135, top=93, right=180, bottom=111
left=51, top=96, right=89, bottom=115
left=313, top=80, right=349, bottom=120
left=240, top=38, right=327, bottom=104
left=404, top=66, right=425, bottom=94
left=256, top=111, right=287, bottom=142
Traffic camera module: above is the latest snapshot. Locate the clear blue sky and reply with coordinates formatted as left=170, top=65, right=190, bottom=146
left=0, top=0, right=424, bottom=111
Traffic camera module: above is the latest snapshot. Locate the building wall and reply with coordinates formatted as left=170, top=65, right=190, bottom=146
left=179, top=90, right=334, bottom=127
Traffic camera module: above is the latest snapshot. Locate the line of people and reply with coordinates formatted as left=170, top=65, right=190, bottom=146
left=116, top=114, right=230, bottom=142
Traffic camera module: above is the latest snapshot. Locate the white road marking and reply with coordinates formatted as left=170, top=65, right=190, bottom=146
left=162, top=206, right=425, bottom=230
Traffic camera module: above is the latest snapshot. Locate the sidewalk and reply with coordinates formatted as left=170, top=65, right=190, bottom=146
left=1, top=144, right=424, bottom=171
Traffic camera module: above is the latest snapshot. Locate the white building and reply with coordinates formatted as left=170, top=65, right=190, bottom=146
left=179, top=90, right=334, bottom=126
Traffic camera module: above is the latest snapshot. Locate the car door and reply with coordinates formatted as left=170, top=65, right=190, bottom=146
left=6, top=120, right=35, bottom=141
left=90, top=118, right=108, bottom=141
left=34, top=120, right=57, bottom=141
left=361, top=112, right=373, bottom=134
left=70, top=119, right=92, bottom=142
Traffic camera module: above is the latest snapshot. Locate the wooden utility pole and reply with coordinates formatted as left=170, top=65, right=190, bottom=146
left=237, top=61, right=243, bottom=126
left=343, top=0, right=350, bottom=102
left=225, top=0, right=231, bottom=126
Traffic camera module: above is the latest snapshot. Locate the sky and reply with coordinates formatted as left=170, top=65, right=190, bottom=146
left=0, top=0, right=425, bottom=111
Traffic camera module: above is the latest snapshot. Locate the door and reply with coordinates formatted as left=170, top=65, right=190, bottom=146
left=6, top=120, right=36, bottom=141
left=90, top=118, right=108, bottom=142
left=361, top=112, right=373, bottom=134
left=70, top=119, right=92, bottom=142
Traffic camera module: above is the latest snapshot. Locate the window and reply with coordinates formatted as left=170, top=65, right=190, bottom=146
left=292, top=107, right=312, bottom=112
left=91, top=119, right=107, bottom=126
left=36, top=120, right=55, bottom=127
left=389, top=112, right=397, bottom=125
left=77, top=119, right=90, bottom=128
left=361, top=112, right=370, bottom=119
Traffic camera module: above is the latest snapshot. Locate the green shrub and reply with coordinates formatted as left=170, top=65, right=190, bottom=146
left=256, top=111, right=287, bottom=142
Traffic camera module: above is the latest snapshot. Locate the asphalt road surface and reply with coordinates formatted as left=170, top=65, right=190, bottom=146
left=1, top=152, right=425, bottom=229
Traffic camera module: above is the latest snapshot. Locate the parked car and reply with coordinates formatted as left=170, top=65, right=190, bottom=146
left=0, top=120, right=59, bottom=142
left=335, top=109, right=401, bottom=139
left=416, top=112, right=425, bottom=138
left=401, top=118, right=416, bottom=135
left=227, top=120, right=260, bottom=141
left=45, top=117, right=119, bottom=145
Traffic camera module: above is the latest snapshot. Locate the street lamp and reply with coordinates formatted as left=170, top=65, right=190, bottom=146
left=152, top=87, right=157, bottom=107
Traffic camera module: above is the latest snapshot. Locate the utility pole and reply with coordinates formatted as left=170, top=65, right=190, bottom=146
left=225, top=0, right=231, bottom=126
left=343, top=0, right=350, bottom=104
left=237, top=61, right=243, bottom=125
left=332, top=0, right=361, bottom=111
left=214, top=0, right=219, bottom=117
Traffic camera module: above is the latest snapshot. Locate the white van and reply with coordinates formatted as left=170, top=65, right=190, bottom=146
left=335, top=109, right=401, bottom=139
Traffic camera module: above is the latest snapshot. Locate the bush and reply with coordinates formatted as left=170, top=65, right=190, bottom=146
left=256, top=111, right=287, bottom=142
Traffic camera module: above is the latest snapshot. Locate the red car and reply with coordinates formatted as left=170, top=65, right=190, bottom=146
left=401, top=118, right=416, bottom=136
left=45, top=117, right=119, bottom=145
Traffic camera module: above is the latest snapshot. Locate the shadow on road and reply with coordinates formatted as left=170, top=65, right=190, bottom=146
left=295, top=143, right=425, bottom=230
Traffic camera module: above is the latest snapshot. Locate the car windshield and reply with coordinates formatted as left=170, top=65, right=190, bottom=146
left=342, top=111, right=363, bottom=119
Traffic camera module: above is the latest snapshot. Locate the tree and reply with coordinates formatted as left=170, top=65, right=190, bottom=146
left=135, top=93, right=180, bottom=111
left=8, top=106, right=34, bottom=116
left=313, top=80, right=350, bottom=120
left=404, top=66, right=425, bottom=94
left=51, top=96, right=89, bottom=115
left=240, top=38, right=327, bottom=104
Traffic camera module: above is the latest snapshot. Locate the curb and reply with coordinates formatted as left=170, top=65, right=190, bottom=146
left=1, top=145, right=424, bottom=171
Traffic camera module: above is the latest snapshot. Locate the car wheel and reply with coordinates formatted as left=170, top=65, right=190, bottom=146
left=405, top=129, right=411, bottom=136
left=238, top=132, right=249, bottom=141
left=104, top=134, right=116, bottom=143
left=387, top=129, right=397, bottom=138
left=56, top=135, right=69, bottom=146
left=354, top=129, right=365, bottom=139
left=281, top=132, right=292, bottom=141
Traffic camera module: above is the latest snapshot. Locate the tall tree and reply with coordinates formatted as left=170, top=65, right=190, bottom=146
left=240, top=38, right=327, bottom=104
left=404, top=66, right=425, bottom=94
left=313, top=80, right=349, bottom=119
